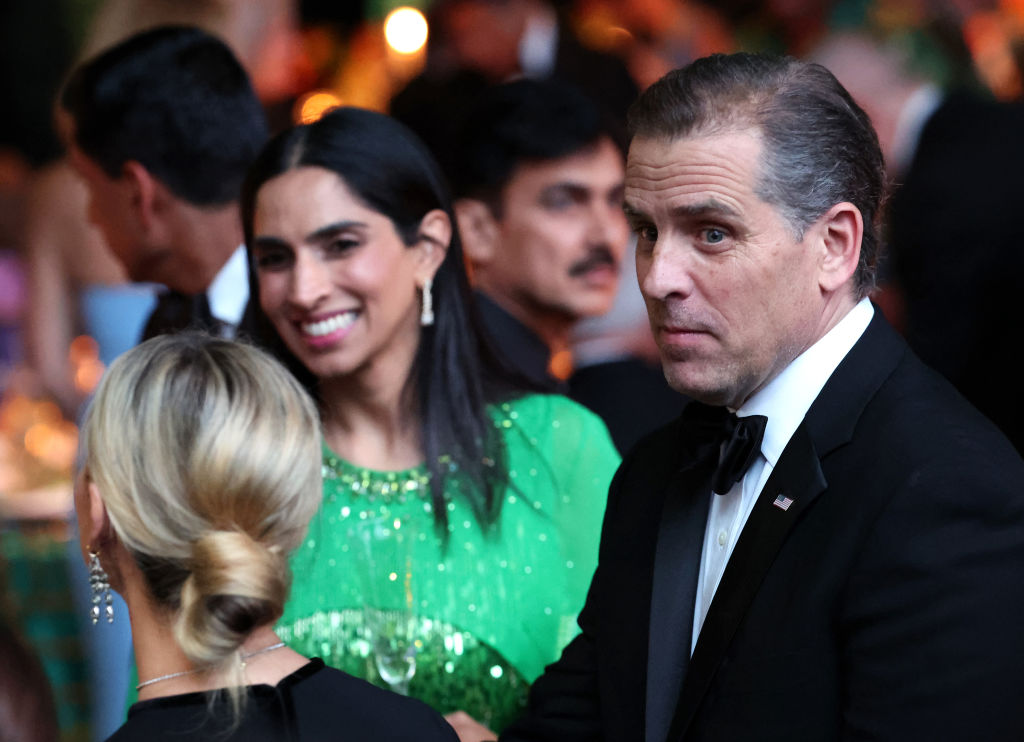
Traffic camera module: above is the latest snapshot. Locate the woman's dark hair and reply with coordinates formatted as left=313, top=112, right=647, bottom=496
left=240, top=107, right=519, bottom=534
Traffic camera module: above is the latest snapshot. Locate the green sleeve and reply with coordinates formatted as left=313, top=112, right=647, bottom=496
left=498, top=394, right=620, bottom=650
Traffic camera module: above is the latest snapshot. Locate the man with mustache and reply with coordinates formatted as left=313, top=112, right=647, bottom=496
left=454, top=79, right=684, bottom=452
left=492, top=53, right=1024, bottom=742
left=453, top=78, right=630, bottom=391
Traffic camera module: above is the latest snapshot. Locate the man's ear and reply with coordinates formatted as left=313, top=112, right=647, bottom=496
left=817, top=201, right=862, bottom=293
left=416, top=209, right=451, bottom=284
left=454, top=198, right=500, bottom=266
left=121, top=160, right=161, bottom=233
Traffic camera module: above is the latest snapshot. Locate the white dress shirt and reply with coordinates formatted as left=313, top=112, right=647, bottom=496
left=206, top=245, right=250, bottom=337
left=690, top=298, right=875, bottom=653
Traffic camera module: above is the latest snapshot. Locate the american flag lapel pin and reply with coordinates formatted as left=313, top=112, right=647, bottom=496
left=772, top=493, right=794, bottom=511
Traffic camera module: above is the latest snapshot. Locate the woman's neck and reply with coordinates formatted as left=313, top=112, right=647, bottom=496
left=129, top=582, right=305, bottom=700
left=318, top=366, right=424, bottom=472
left=128, top=581, right=200, bottom=701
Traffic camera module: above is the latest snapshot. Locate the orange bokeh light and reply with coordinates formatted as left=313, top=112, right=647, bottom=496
left=295, top=90, right=343, bottom=124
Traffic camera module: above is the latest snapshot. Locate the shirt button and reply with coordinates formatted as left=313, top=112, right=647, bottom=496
left=717, top=530, right=728, bottom=546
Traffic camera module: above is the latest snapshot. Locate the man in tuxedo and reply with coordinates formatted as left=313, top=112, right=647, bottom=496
left=61, top=25, right=267, bottom=340
left=498, top=52, right=1024, bottom=741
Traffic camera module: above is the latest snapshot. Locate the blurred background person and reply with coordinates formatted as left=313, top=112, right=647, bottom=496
left=885, top=93, right=1024, bottom=454
left=76, top=331, right=458, bottom=740
left=389, top=0, right=638, bottom=185
left=453, top=79, right=629, bottom=390
left=52, top=24, right=273, bottom=740
left=24, top=0, right=304, bottom=420
left=22, top=142, right=154, bottom=418
left=570, top=0, right=735, bottom=89
left=242, top=106, right=619, bottom=732
left=60, top=26, right=268, bottom=342
left=451, top=78, right=682, bottom=452
left=813, top=28, right=1024, bottom=454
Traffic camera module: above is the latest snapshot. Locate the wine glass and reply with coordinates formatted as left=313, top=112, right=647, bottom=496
left=349, top=516, right=420, bottom=695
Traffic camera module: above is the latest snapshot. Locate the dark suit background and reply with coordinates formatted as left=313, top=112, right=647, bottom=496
left=888, top=93, right=1024, bottom=454
left=503, top=311, right=1024, bottom=741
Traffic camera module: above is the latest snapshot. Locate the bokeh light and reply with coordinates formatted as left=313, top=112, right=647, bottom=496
left=295, top=90, right=344, bottom=124
left=384, top=7, right=429, bottom=55
left=69, top=334, right=105, bottom=394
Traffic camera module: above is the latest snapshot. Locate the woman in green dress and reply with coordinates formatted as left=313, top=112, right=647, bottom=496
left=240, top=107, right=620, bottom=732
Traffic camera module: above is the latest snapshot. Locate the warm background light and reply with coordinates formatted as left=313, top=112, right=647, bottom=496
left=295, top=89, right=344, bottom=124
left=384, top=7, right=429, bottom=54
left=69, top=334, right=105, bottom=395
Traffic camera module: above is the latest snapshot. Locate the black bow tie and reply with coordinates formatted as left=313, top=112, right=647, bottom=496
left=680, top=404, right=768, bottom=495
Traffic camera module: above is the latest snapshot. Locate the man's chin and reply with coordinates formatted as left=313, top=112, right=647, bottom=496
left=660, top=363, right=735, bottom=406
left=561, top=293, right=618, bottom=321
left=132, top=253, right=180, bottom=289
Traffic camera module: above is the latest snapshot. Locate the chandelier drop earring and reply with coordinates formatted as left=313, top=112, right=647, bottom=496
left=420, top=277, right=434, bottom=326
left=88, top=548, right=114, bottom=625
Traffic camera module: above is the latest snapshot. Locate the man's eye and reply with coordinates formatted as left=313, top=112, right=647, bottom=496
left=540, top=193, right=574, bottom=211
left=704, top=228, right=726, bottom=244
left=634, top=225, right=658, bottom=243
left=326, top=238, right=358, bottom=255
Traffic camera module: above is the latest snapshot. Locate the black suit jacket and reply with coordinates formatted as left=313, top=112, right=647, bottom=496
left=888, top=93, right=1024, bottom=454
left=503, top=312, right=1024, bottom=741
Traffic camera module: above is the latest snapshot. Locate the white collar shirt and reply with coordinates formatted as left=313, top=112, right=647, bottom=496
left=206, top=245, right=250, bottom=337
left=690, top=298, right=875, bottom=653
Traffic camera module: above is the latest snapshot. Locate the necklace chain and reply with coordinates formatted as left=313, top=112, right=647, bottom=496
left=135, top=641, right=287, bottom=691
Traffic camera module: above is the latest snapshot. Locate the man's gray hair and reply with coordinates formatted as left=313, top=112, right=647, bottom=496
left=628, top=53, right=886, bottom=297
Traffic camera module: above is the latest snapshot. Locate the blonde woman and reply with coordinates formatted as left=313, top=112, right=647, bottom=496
left=74, top=333, right=457, bottom=740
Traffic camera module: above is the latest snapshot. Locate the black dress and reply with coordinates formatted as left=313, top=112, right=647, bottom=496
left=107, top=659, right=459, bottom=741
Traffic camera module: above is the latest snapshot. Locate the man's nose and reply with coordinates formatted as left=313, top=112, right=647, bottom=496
left=589, top=200, right=630, bottom=253
left=639, top=240, right=695, bottom=302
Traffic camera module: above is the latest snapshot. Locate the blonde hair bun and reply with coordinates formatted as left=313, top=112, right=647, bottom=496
left=81, top=332, right=322, bottom=688
left=176, top=529, right=288, bottom=666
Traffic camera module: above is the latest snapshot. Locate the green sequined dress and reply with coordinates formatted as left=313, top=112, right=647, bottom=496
left=276, top=394, right=619, bottom=732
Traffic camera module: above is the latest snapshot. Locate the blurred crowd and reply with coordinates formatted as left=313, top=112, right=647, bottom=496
left=1, top=0, right=1023, bottom=739
left=1, top=0, right=1023, bottom=425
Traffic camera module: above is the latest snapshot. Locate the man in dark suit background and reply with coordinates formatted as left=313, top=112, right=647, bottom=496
left=886, top=96, right=1024, bottom=455
left=811, top=31, right=1024, bottom=456
left=493, top=52, right=1024, bottom=742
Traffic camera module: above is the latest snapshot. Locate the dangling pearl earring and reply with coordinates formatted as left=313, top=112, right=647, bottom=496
left=420, top=277, right=434, bottom=326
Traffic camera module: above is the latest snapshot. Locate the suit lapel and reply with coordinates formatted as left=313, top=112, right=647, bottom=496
left=645, top=462, right=713, bottom=742
left=664, top=310, right=906, bottom=740
left=666, top=423, right=826, bottom=739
